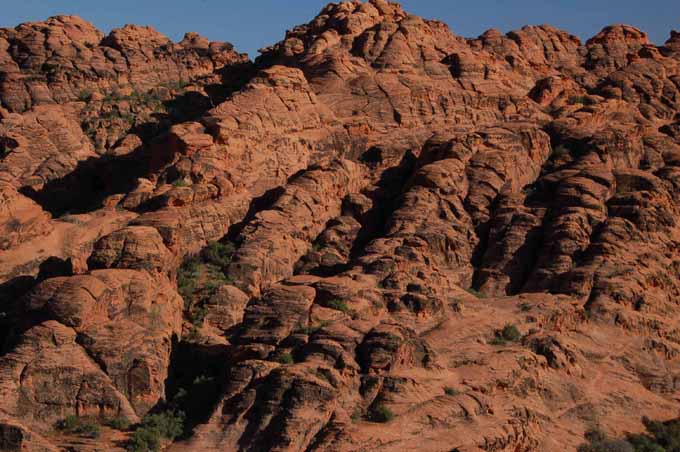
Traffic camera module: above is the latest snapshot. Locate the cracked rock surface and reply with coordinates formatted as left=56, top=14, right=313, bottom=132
left=2, top=1, right=680, bottom=451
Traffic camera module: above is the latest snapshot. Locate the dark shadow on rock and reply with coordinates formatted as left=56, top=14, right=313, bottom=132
left=19, top=145, right=153, bottom=217
left=164, top=338, right=230, bottom=437
left=223, top=168, right=309, bottom=243
left=37, top=256, right=73, bottom=280
left=0, top=256, right=76, bottom=356
left=19, top=61, right=257, bottom=218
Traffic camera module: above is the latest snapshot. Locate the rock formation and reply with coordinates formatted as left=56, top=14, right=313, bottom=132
left=1, top=1, right=680, bottom=451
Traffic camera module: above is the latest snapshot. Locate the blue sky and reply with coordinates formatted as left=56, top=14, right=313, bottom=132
left=1, top=0, right=678, bottom=58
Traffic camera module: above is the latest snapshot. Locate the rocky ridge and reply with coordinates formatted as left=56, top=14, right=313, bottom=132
left=1, top=1, right=680, bottom=451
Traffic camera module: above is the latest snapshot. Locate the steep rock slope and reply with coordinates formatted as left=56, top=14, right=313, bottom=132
left=1, top=1, right=680, bottom=451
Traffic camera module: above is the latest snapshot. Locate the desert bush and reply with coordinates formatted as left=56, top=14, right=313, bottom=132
left=326, top=298, right=350, bottom=313
left=490, top=324, right=522, bottom=345
left=368, top=404, right=394, bottom=423
left=127, top=426, right=161, bottom=452
left=577, top=417, right=680, bottom=452
left=628, top=416, right=680, bottom=451
left=77, top=89, right=93, bottom=102
left=277, top=352, right=294, bottom=365
left=501, top=324, right=521, bottom=341
left=200, top=241, right=235, bottom=269
left=128, top=410, right=185, bottom=452
left=578, top=429, right=634, bottom=452
left=104, top=416, right=131, bottom=431
left=55, top=415, right=101, bottom=438
left=444, top=386, right=458, bottom=396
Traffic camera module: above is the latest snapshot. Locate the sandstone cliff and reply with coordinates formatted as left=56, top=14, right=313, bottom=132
left=1, top=2, right=680, bottom=451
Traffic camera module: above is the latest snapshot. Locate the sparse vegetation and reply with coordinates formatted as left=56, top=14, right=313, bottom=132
left=177, top=241, right=234, bottom=308
left=501, top=324, right=521, bottom=341
left=277, top=352, right=294, bottom=365
left=172, top=179, right=190, bottom=187
left=368, top=404, right=394, bottom=423
left=187, top=304, right=209, bottom=340
left=176, top=242, right=235, bottom=341
left=326, top=298, right=350, bottom=313
left=490, top=323, right=522, bottom=345
left=177, top=256, right=201, bottom=305
left=77, top=89, right=93, bottom=102
left=295, top=320, right=332, bottom=335
left=0, top=137, right=18, bottom=159
left=104, top=416, right=131, bottom=431
left=577, top=417, right=680, bottom=452
left=127, top=427, right=161, bottom=452
left=55, top=415, right=101, bottom=439
left=578, top=428, right=634, bottom=452
left=200, top=241, right=236, bottom=269
left=127, top=410, right=185, bottom=452
left=444, top=386, right=458, bottom=396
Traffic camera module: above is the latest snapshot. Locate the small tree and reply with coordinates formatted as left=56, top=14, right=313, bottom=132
left=490, top=323, right=522, bottom=345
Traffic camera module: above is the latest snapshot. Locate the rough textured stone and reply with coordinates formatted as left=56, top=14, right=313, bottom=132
left=2, top=2, right=680, bottom=451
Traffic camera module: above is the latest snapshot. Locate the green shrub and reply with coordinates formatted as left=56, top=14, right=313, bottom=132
left=444, top=386, right=458, bottom=396
left=368, top=404, right=394, bottom=423
left=326, top=299, right=350, bottom=313
left=200, top=241, right=235, bottom=269
left=501, top=324, right=521, bottom=342
left=77, top=89, right=93, bottom=102
left=177, top=256, right=200, bottom=304
left=128, top=410, right=185, bottom=451
left=172, top=179, right=189, bottom=187
left=55, top=415, right=79, bottom=431
left=177, top=255, right=230, bottom=306
left=490, top=324, right=522, bottom=345
left=128, top=427, right=161, bottom=452
left=577, top=417, right=680, bottom=452
left=104, top=416, right=131, bottom=431
left=141, top=411, right=185, bottom=440
left=628, top=416, right=680, bottom=451
left=55, top=415, right=101, bottom=438
left=277, top=352, right=294, bottom=365
left=578, top=428, right=634, bottom=452
left=75, top=422, right=100, bottom=439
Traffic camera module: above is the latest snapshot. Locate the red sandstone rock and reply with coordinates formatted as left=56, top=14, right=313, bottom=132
left=2, top=2, right=680, bottom=451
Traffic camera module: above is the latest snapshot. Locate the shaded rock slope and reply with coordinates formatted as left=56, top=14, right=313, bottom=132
left=1, top=1, right=680, bottom=451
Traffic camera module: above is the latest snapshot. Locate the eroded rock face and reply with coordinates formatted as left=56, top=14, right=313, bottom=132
left=17, top=270, right=183, bottom=416
left=2, top=1, right=680, bottom=451
left=0, top=15, right=246, bottom=112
